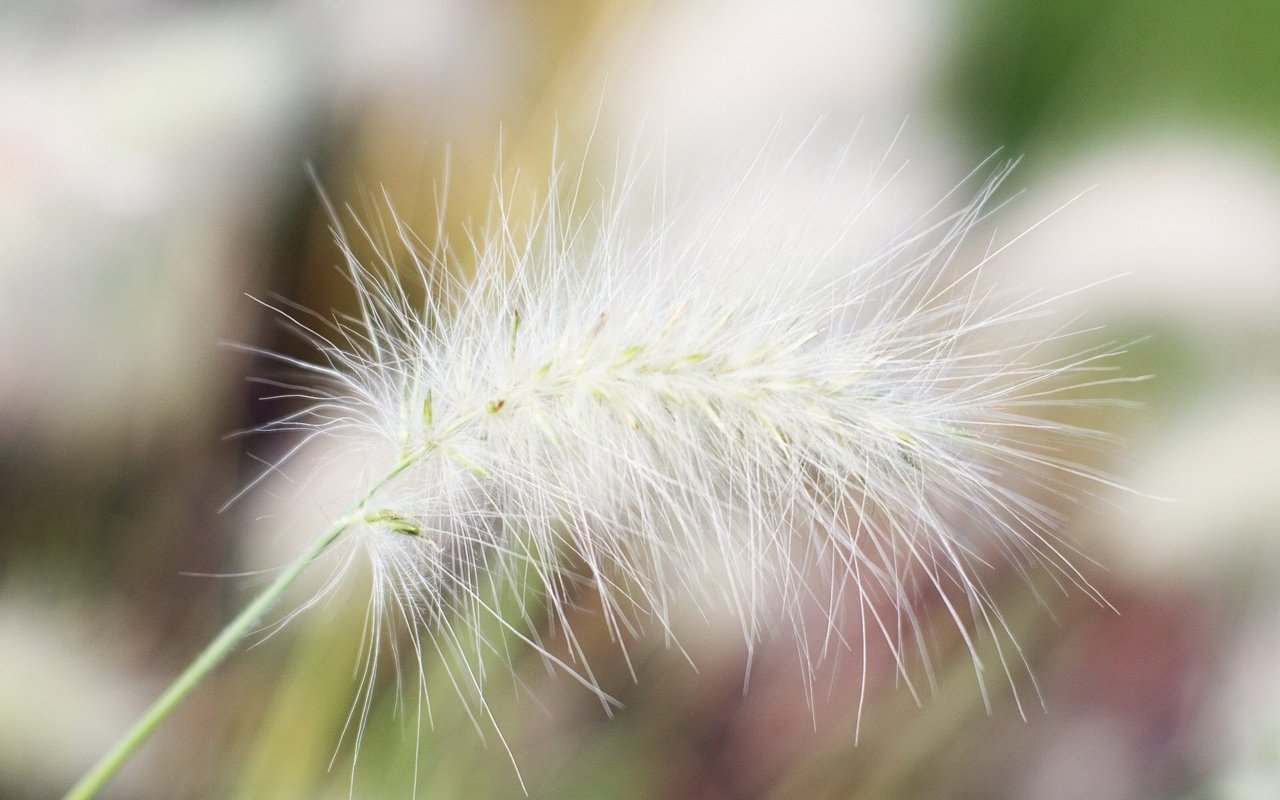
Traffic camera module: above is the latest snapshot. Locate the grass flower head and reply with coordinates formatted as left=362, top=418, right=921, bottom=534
left=64, top=134, right=1133, bottom=800
left=242, top=144, right=1125, bottom=747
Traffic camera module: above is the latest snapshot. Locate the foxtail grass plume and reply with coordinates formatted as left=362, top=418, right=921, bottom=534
left=245, top=143, right=1123, bottom=748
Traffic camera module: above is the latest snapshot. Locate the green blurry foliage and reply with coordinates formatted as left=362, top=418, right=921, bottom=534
left=949, top=0, right=1280, bottom=156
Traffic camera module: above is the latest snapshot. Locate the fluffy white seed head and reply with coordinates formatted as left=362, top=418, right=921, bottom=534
left=245, top=143, right=1126, bottom=748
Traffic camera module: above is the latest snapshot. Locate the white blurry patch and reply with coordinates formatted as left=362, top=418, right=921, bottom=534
left=1104, top=384, right=1280, bottom=585
left=608, top=0, right=958, bottom=244
left=1005, top=135, right=1280, bottom=326
left=0, top=596, right=163, bottom=797
left=611, top=0, right=945, bottom=140
left=0, top=8, right=306, bottom=446
left=286, top=0, right=505, bottom=112
left=1210, top=608, right=1280, bottom=799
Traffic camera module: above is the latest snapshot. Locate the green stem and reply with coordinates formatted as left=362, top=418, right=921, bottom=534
left=64, top=454, right=421, bottom=800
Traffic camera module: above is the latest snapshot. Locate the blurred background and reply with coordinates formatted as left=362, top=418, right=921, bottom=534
left=3, top=1, right=1279, bottom=798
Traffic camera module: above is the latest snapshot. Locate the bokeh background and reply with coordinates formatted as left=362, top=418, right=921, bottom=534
left=3, top=1, right=1280, bottom=798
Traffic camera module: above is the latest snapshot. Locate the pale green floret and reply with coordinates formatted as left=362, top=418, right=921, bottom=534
left=364, top=508, right=422, bottom=536
left=614, top=344, right=645, bottom=366
left=441, top=447, right=491, bottom=478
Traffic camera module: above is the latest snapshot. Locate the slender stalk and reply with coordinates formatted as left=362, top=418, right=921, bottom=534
left=64, top=454, right=421, bottom=800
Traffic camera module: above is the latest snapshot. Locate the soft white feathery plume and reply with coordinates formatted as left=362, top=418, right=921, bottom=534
left=244, top=142, right=1125, bottom=755
left=62, top=138, right=1135, bottom=800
